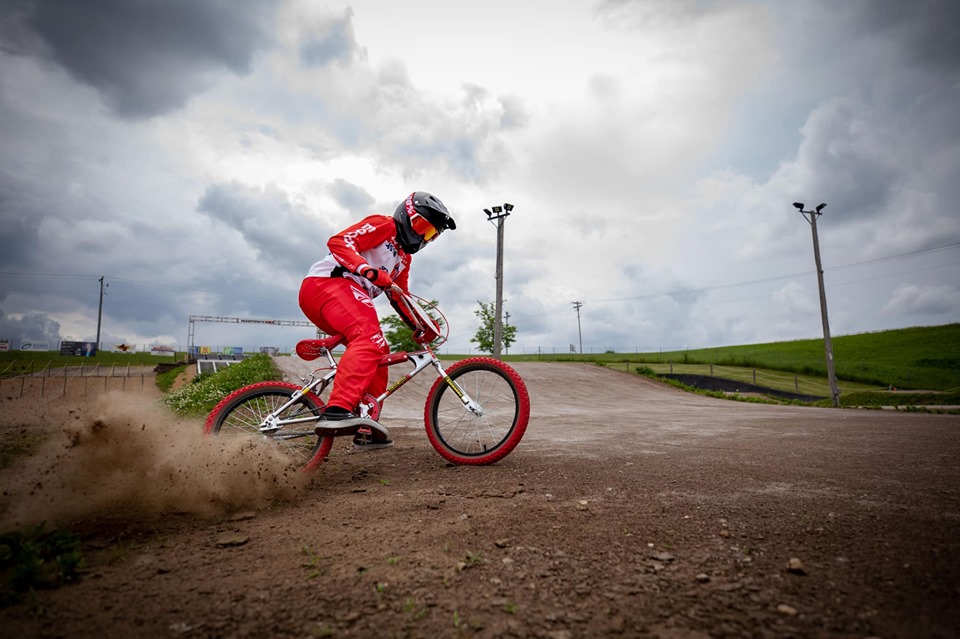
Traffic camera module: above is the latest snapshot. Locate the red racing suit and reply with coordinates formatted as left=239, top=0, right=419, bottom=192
left=298, top=215, right=412, bottom=412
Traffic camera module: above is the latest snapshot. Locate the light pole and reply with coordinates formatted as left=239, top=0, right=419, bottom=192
left=793, top=202, right=840, bottom=407
left=484, top=203, right=514, bottom=359
left=96, top=275, right=106, bottom=353
left=572, top=301, right=583, bottom=355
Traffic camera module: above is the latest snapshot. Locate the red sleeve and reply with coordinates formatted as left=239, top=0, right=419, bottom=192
left=327, top=215, right=396, bottom=274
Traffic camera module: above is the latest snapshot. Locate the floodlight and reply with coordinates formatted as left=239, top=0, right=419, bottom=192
left=792, top=198, right=841, bottom=406
left=504, top=203, right=514, bottom=212
left=492, top=206, right=503, bottom=213
left=484, top=208, right=493, bottom=216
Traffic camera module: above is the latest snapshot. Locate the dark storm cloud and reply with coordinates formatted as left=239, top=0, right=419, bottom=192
left=781, top=0, right=960, bottom=236
left=0, top=309, right=61, bottom=343
left=327, top=179, right=375, bottom=213
left=197, top=181, right=327, bottom=274
left=11, top=0, right=282, bottom=119
left=845, top=0, right=960, bottom=75
left=0, top=170, right=49, bottom=275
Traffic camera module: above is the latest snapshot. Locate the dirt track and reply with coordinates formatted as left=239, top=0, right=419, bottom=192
left=1, top=361, right=959, bottom=639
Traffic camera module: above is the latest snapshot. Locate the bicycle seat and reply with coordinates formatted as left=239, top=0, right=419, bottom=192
left=295, top=335, right=346, bottom=360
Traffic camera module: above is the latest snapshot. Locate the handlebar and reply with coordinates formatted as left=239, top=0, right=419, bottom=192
left=389, top=288, right=446, bottom=347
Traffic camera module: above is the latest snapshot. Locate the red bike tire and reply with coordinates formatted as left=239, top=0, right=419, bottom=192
left=424, top=358, right=530, bottom=465
left=204, top=381, right=334, bottom=472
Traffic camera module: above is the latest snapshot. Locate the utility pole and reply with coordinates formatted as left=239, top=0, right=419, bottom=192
left=793, top=202, right=840, bottom=407
left=96, top=276, right=105, bottom=353
left=504, top=311, right=511, bottom=355
left=572, top=301, right=583, bottom=355
left=484, top=203, right=514, bottom=359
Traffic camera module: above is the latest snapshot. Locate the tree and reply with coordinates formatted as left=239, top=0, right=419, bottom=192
left=470, top=300, right=517, bottom=353
left=381, top=299, right=442, bottom=352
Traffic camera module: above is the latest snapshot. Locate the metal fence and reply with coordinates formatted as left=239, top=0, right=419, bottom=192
left=0, top=363, right=157, bottom=399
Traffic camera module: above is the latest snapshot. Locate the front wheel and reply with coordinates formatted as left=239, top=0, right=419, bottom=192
left=424, top=358, right=530, bottom=465
left=204, top=382, right=334, bottom=472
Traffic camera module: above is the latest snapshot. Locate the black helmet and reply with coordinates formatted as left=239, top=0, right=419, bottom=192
left=393, top=191, right=456, bottom=254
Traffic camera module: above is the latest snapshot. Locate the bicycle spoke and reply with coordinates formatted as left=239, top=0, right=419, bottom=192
left=206, top=383, right=331, bottom=469
left=427, top=360, right=528, bottom=463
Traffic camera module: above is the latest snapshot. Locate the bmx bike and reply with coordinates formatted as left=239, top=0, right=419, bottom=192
left=204, top=289, right=530, bottom=472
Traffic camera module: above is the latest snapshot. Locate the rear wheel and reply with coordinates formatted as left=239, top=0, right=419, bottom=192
left=424, top=358, right=530, bottom=465
left=204, top=382, right=333, bottom=472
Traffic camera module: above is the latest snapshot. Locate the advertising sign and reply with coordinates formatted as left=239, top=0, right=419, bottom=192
left=60, top=341, right=97, bottom=357
left=150, top=345, right=176, bottom=357
left=0, top=339, right=9, bottom=352
left=20, top=340, right=51, bottom=351
left=222, top=346, right=243, bottom=356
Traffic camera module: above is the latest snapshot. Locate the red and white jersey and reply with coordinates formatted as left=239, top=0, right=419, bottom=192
left=305, top=215, right=411, bottom=297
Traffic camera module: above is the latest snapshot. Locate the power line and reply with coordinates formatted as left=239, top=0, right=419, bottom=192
left=830, top=241, right=960, bottom=269
left=587, top=259, right=960, bottom=318
left=588, top=241, right=960, bottom=305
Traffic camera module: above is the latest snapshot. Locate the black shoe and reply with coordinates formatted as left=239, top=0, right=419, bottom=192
left=318, top=406, right=358, bottom=420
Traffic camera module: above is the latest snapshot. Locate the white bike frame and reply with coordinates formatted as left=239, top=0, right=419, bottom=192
left=259, top=345, right=483, bottom=435
left=259, top=289, right=484, bottom=435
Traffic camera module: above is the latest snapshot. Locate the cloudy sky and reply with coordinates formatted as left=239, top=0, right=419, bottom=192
left=1, top=0, right=958, bottom=355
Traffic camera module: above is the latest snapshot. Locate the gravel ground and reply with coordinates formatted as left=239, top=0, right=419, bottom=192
left=1, top=360, right=958, bottom=639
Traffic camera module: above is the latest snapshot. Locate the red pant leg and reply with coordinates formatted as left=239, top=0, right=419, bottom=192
left=298, top=277, right=389, bottom=410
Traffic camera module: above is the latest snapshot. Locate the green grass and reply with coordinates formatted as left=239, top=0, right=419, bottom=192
left=160, top=354, right=281, bottom=416
left=155, top=364, right=187, bottom=392
left=620, top=361, right=878, bottom=397
left=504, top=323, right=960, bottom=392
left=0, top=351, right=189, bottom=377
left=0, top=523, right=84, bottom=607
left=636, top=369, right=808, bottom=406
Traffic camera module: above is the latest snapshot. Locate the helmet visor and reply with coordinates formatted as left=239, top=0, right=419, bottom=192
left=410, top=214, right=440, bottom=243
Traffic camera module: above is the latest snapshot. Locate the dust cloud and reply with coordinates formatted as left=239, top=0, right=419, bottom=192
left=0, top=392, right=311, bottom=529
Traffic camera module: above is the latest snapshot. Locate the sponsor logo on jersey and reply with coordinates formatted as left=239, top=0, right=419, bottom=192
left=342, top=223, right=377, bottom=250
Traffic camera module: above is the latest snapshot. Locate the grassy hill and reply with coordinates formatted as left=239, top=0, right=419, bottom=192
left=508, top=323, right=960, bottom=393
